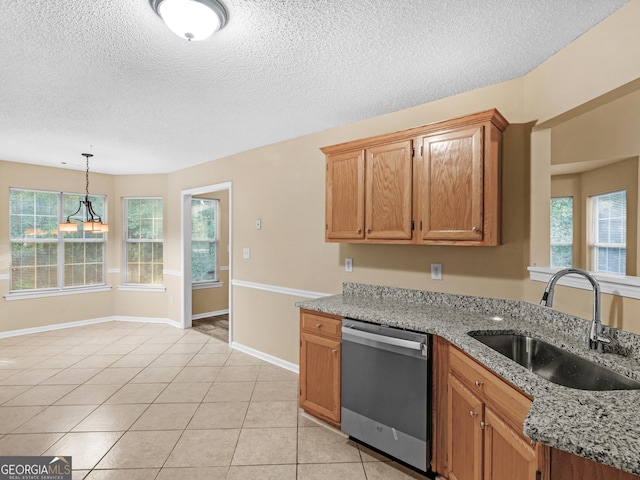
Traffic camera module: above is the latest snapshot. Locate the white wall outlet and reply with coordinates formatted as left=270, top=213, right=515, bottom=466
left=345, top=257, right=353, bottom=272
left=243, top=248, right=251, bottom=259
left=256, top=218, right=262, bottom=230
left=431, top=263, right=442, bottom=280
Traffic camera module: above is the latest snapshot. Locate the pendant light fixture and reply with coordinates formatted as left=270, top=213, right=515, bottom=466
left=58, top=153, right=109, bottom=233
left=149, top=0, right=228, bottom=41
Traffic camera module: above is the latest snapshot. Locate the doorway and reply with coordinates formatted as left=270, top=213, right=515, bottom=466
left=181, top=182, right=232, bottom=343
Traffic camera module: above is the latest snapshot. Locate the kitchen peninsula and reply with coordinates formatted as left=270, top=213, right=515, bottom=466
left=297, top=282, right=640, bottom=479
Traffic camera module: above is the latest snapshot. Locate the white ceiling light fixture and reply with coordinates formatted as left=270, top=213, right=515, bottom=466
left=150, top=0, right=228, bottom=41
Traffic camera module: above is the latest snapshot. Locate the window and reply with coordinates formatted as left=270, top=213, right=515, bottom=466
left=124, top=198, right=163, bottom=285
left=191, top=198, right=218, bottom=284
left=591, top=190, right=626, bottom=275
left=10, top=188, right=106, bottom=291
left=550, top=197, right=573, bottom=268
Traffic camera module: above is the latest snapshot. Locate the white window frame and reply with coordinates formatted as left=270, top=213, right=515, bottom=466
left=8, top=187, right=107, bottom=296
left=191, top=197, right=219, bottom=287
left=589, top=190, right=626, bottom=275
left=123, top=197, right=164, bottom=287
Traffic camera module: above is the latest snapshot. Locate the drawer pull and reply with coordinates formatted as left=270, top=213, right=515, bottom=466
left=469, top=411, right=478, bottom=418
left=474, top=380, right=484, bottom=388
left=316, top=323, right=322, bottom=328
left=480, top=421, right=490, bottom=429
left=332, top=349, right=338, bottom=354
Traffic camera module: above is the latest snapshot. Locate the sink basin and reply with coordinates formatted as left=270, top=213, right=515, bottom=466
left=469, top=333, right=640, bottom=391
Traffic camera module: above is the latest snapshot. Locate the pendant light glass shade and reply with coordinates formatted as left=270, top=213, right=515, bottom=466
left=150, top=0, right=228, bottom=41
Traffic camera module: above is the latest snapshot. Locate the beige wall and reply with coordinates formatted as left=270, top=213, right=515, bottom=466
left=1, top=1, right=640, bottom=361
left=192, top=189, right=230, bottom=317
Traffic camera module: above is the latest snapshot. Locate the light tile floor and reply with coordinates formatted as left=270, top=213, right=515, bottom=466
left=0, top=321, right=429, bottom=479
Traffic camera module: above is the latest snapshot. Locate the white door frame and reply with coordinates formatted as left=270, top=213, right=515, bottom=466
left=181, top=182, right=233, bottom=343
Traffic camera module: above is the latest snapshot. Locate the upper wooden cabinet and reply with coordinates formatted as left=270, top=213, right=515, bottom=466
left=321, top=109, right=508, bottom=246
left=325, top=149, right=365, bottom=240
left=325, top=139, right=412, bottom=242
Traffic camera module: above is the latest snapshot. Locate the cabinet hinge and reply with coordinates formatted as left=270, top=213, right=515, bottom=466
left=420, top=145, right=423, bottom=156
left=535, top=471, right=541, bottom=480
left=411, top=220, right=415, bottom=231
left=325, top=224, right=328, bottom=231
left=420, top=220, right=423, bottom=231
left=412, top=148, right=415, bottom=158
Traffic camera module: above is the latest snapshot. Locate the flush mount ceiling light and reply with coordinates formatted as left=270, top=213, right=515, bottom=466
left=58, top=153, right=109, bottom=233
left=150, top=0, right=228, bottom=41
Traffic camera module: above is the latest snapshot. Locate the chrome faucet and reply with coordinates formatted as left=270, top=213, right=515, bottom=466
left=540, top=268, right=611, bottom=352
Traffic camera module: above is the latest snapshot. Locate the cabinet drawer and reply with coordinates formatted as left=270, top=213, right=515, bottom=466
left=449, top=345, right=532, bottom=439
left=301, top=310, right=342, bottom=339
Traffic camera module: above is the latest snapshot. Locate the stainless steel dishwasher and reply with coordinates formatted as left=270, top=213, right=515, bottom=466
left=341, top=318, right=430, bottom=473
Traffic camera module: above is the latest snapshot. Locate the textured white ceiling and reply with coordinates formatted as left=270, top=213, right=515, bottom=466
left=0, top=0, right=628, bottom=175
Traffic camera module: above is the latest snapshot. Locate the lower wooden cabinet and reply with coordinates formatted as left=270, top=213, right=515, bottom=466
left=483, top=408, right=540, bottom=480
left=299, top=309, right=341, bottom=428
left=443, top=343, right=548, bottom=480
left=550, top=448, right=640, bottom=480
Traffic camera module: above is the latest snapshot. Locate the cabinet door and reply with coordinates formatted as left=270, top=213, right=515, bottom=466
left=419, top=126, right=484, bottom=242
left=326, top=150, right=365, bottom=240
left=365, top=140, right=413, bottom=240
left=483, top=408, right=539, bottom=480
left=299, top=332, right=341, bottom=426
left=448, top=374, right=483, bottom=480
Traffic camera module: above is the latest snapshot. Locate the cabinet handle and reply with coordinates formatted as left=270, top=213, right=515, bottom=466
left=472, top=226, right=481, bottom=233
left=469, top=411, right=478, bottom=417
left=332, top=349, right=338, bottom=354
left=480, top=421, right=490, bottom=429
left=474, top=380, right=484, bottom=388
left=316, top=323, right=322, bottom=328
left=366, top=228, right=372, bottom=234
left=356, top=228, right=362, bottom=234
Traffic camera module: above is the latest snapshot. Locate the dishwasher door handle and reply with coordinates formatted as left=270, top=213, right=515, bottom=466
left=342, top=326, right=426, bottom=354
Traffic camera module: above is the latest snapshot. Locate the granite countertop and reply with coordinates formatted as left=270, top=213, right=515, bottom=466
left=296, top=282, right=640, bottom=476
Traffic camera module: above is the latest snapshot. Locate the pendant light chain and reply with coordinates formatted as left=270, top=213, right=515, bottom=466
left=85, top=154, right=90, bottom=198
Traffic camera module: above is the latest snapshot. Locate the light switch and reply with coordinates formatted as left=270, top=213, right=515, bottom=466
left=256, top=218, right=262, bottom=230
left=243, top=248, right=251, bottom=259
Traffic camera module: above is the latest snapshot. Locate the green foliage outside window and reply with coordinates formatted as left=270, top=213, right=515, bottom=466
left=192, top=198, right=218, bottom=283
left=550, top=197, right=573, bottom=268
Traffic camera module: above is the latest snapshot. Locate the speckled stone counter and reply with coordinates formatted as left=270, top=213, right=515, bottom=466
left=296, top=282, right=640, bottom=476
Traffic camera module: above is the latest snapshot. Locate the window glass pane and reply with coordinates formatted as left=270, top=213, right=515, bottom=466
left=592, top=190, right=626, bottom=274
left=10, top=242, right=58, bottom=290
left=10, top=190, right=58, bottom=240
left=550, top=197, right=573, bottom=268
left=64, top=242, right=104, bottom=287
left=192, top=241, right=217, bottom=282
left=191, top=198, right=218, bottom=282
left=124, top=198, right=163, bottom=285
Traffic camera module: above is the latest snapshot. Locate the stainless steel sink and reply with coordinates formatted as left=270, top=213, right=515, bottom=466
left=469, top=333, right=640, bottom=391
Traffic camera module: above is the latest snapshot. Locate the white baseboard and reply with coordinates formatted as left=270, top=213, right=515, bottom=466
left=231, top=341, right=299, bottom=375
left=0, top=316, right=182, bottom=339
left=192, top=309, right=229, bottom=321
